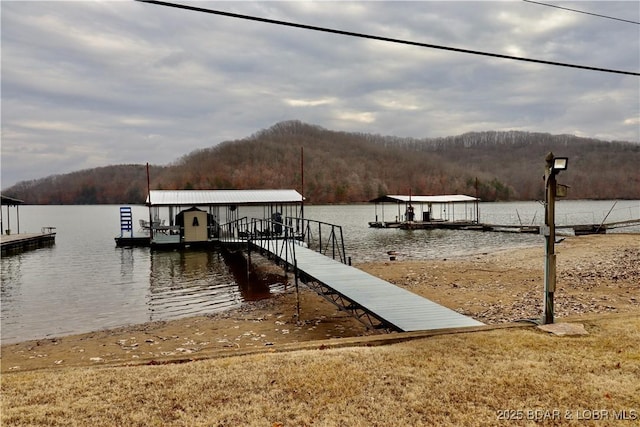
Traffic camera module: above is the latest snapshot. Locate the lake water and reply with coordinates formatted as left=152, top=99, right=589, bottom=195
left=1, top=200, right=638, bottom=344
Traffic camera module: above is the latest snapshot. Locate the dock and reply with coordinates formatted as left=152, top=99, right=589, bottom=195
left=372, top=219, right=640, bottom=235
left=1, top=229, right=56, bottom=256
left=222, top=218, right=483, bottom=332
left=368, top=193, right=640, bottom=235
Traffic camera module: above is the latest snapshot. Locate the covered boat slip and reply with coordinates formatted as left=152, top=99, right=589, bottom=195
left=369, top=194, right=480, bottom=229
left=115, top=189, right=304, bottom=248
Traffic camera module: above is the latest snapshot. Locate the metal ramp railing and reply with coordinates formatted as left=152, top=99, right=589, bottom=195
left=286, top=216, right=348, bottom=264
left=219, top=216, right=383, bottom=328
left=219, top=216, right=348, bottom=266
left=218, top=215, right=483, bottom=332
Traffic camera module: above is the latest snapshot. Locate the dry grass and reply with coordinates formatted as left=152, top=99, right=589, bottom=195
left=3, top=314, right=639, bottom=426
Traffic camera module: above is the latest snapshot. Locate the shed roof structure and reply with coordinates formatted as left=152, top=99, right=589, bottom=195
left=1, top=195, right=25, bottom=206
left=146, top=189, right=304, bottom=207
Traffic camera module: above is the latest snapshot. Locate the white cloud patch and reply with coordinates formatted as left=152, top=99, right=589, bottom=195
left=336, top=111, right=376, bottom=124
left=285, top=97, right=336, bottom=107
left=13, top=120, right=87, bottom=133
left=624, top=117, right=640, bottom=126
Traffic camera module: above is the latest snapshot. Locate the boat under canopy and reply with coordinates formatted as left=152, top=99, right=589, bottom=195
left=369, top=194, right=480, bottom=228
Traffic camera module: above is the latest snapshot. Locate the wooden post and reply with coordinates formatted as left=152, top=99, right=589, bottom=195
left=475, top=177, right=480, bottom=223
left=300, top=146, right=305, bottom=221
left=146, top=163, right=154, bottom=241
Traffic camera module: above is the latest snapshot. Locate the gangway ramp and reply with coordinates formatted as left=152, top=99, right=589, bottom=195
left=250, top=237, right=483, bottom=332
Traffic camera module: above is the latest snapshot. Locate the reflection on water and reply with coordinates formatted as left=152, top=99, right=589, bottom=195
left=222, top=249, right=290, bottom=300
left=146, top=250, right=287, bottom=322
left=148, top=250, right=239, bottom=320
left=344, top=226, right=543, bottom=263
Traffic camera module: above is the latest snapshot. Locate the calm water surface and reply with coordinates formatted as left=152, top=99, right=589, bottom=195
left=1, top=201, right=638, bottom=343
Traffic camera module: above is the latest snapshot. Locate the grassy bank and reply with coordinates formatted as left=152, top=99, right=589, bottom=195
left=2, top=314, right=639, bottom=426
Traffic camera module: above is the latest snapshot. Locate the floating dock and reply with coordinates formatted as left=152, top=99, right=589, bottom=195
left=114, top=235, right=152, bottom=247
left=368, top=194, right=640, bottom=235
left=1, top=229, right=56, bottom=256
left=372, top=220, right=640, bottom=235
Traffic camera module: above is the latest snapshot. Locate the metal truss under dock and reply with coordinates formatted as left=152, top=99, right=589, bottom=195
left=223, top=218, right=483, bottom=332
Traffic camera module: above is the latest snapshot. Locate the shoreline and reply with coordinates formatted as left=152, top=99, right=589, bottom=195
left=2, top=233, right=638, bottom=372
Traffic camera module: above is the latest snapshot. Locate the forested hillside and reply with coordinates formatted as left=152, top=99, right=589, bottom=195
left=4, top=121, right=639, bottom=204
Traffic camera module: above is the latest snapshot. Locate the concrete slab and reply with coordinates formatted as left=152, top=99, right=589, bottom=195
left=537, top=323, right=589, bottom=336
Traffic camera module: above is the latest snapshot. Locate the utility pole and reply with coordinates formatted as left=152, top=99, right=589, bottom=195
left=543, top=152, right=556, bottom=324
left=542, top=152, right=568, bottom=324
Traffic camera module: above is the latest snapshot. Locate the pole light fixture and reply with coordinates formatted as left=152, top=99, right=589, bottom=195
left=552, top=157, right=568, bottom=172
left=542, top=152, right=569, bottom=324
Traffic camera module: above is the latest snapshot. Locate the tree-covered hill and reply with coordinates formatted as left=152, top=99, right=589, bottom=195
left=4, top=121, right=639, bottom=204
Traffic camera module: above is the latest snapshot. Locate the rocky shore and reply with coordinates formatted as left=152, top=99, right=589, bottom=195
left=360, top=233, right=639, bottom=324
left=2, top=233, right=637, bottom=372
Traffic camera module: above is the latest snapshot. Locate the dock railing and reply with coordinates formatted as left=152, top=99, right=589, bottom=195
left=219, top=216, right=298, bottom=268
left=219, top=216, right=348, bottom=266
left=285, top=216, right=347, bottom=264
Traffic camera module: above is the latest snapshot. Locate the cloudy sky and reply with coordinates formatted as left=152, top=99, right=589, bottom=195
left=1, top=1, right=638, bottom=189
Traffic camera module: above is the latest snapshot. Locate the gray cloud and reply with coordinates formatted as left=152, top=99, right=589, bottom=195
left=2, top=1, right=638, bottom=188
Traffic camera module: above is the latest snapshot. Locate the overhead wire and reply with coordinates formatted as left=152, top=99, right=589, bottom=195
left=522, top=0, right=640, bottom=25
left=137, top=0, right=639, bottom=77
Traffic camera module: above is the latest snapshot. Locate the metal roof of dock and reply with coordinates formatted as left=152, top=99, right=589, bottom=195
left=146, top=189, right=304, bottom=207
left=1, top=195, right=25, bottom=205
left=369, top=194, right=479, bottom=204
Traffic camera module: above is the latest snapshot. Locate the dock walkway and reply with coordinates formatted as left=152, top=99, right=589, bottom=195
left=1, top=231, right=56, bottom=256
left=247, top=237, right=483, bottom=332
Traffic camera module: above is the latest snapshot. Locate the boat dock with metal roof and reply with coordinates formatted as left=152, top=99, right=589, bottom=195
left=115, top=189, right=304, bottom=248
left=368, top=194, right=640, bottom=235
left=220, top=216, right=484, bottom=332
left=369, top=194, right=481, bottom=229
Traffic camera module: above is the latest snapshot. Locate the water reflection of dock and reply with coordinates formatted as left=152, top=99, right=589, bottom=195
left=147, top=250, right=287, bottom=321
left=148, top=251, right=238, bottom=319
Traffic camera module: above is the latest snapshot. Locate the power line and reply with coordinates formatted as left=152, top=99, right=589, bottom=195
left=523, top=0, right=640, bottom=25
left=137, top=0, right=639, bottom=76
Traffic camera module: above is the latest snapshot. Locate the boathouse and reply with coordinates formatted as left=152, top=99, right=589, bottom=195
left=116, top=189, right=304, bottom=248
left=369, top=194, right=480, bottom=229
